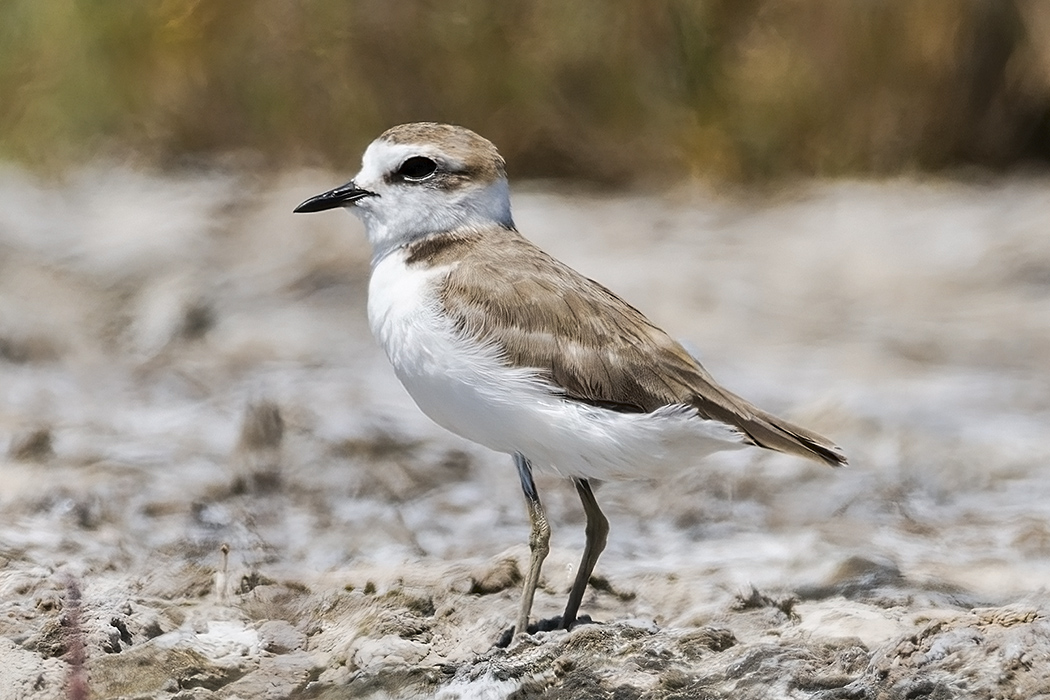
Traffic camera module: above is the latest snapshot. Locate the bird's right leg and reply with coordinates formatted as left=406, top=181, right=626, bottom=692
left=560, top=477, right=609, bottom=629
left=514, top=452, right=550, bottom=637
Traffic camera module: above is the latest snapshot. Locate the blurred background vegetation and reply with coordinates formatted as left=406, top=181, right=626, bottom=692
left=2, top=0, right=1049, bottom=184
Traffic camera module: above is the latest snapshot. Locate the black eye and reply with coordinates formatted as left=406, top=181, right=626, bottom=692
left=397, top=156, right=438, bottom=181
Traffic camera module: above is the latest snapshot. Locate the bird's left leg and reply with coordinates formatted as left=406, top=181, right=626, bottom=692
left=514, top=452, right=550, bottom=637
left=561, top=478, right=609, bottom=629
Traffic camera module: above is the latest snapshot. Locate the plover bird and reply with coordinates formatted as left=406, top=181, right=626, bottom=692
left=295, top=122, right=847, bottom=636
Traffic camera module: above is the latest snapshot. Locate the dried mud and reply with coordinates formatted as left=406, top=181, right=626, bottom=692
left=1, top=168, right=1049, bottom=698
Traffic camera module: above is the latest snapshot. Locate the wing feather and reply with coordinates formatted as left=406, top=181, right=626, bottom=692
left=420, top=228, right=846, bottom=467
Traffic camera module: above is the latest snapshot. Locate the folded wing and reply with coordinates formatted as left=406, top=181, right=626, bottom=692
left=421, top=227, right=847, bottom=468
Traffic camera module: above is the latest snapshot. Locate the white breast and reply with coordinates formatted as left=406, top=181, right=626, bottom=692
left=367, top=249, right=745, bottom=480
left=367, top=249, right=548, bottom=451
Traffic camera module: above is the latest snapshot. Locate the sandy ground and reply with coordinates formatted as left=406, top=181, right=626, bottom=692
left=1, top=166, right=1049, bottom=699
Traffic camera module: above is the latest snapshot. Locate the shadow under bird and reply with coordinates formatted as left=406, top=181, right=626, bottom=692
left=295, top=122, right=847, bottom=639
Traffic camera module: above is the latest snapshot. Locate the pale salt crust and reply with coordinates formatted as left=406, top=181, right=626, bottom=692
left=1, top=168, right=1049, bottom=697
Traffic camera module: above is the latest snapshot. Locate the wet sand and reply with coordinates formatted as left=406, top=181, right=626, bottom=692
left=1, top=167, right=1049, bottom=698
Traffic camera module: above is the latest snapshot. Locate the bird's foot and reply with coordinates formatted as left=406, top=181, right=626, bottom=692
left=494, top=614, right=596, bottom=648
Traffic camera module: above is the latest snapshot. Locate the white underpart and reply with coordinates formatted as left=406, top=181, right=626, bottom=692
left=367, top=249, right=746, bottom=481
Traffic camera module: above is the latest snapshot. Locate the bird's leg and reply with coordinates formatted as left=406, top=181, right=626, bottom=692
left=514, top=453, right=550, bottom=637
left=561, top=478, right=609, bottom=629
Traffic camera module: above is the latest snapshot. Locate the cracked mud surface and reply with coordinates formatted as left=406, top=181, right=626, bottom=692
left=2, top=169, right=1049, bottom=698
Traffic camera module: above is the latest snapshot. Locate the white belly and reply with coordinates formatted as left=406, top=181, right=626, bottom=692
left=367, top=250, right=745, bottom=480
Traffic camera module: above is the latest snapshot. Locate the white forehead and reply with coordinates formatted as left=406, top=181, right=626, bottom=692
left=354, top=123, right=506, bottom=187
left=356, top=139, right=460, bottom=184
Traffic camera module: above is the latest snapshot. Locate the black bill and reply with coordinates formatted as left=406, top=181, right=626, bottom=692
left=293, top=181, right=376, bottom=213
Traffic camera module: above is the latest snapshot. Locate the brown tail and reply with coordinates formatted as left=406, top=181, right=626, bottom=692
left=685, top=370, right=848, bottom=467
left=739, top=406, right=847, bottom=467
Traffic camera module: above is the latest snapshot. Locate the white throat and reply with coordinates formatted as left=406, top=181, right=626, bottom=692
left=353, top=178, right=513, bottom=264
